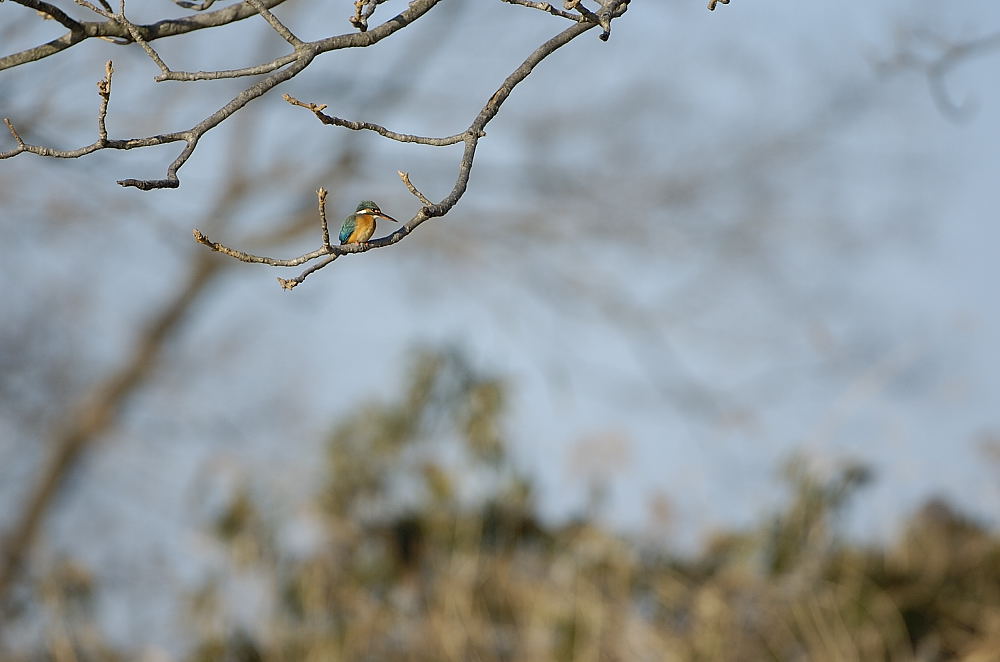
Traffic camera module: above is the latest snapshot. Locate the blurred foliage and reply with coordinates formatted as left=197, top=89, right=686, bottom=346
left=9, top=349, right=1000, bottom=661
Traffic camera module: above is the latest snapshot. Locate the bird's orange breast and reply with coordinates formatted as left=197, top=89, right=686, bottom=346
left=346, top=214, right=377, bottom=244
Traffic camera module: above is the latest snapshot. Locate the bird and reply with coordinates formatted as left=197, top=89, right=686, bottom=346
left=339, top=200, right=398, bottom=245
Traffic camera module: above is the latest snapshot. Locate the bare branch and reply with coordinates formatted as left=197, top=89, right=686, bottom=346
left=708, top=0, right=730, bottom=10
left=283, top=93, right=470, bottom=146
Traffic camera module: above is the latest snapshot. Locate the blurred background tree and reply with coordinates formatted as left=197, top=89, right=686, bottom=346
left=2, top=1, right=999, bottom=660
left=17, top=349, right=999, bottom=660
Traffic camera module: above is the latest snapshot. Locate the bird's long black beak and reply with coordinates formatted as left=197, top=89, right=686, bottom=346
left=376, top=212, right=399, bottom=223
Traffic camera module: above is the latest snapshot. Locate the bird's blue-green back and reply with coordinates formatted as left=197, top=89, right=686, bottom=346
left=339, top=214, right=356, bottom=244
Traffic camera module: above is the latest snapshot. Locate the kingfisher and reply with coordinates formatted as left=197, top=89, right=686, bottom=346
left=339, top=200, right=398, bottom=245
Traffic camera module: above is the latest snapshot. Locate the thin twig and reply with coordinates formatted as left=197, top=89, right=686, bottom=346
left=350, top=0, right=389, bottom=32
left=398, top=170, right=432, bottom=206
left=499, top=0, right=581, bottom=22
left=156, top=53, right=299, bottom=82
left=193, top=228, right=329, bottom=266
left=115, top=0, right=173, bottom=76
left=318, top=188, right=332, bottom=250
left=73, top=0, right=113, bottom=19
left=3, top=118, right=26, bottom=150
left=97, top=60, right=113, bottom=143
left=283, top=93, right=470, bottom=146
left=278, top=255, right=339, bottom=290
left=245, top=0, right=303, bottom=47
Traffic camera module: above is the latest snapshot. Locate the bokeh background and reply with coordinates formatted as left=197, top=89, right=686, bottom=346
left=2, top=0, right=999, bottom=659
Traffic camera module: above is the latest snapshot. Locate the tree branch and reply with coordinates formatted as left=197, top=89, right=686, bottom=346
left=880, top=30, right=1000, bottom=121
left=0, top=255, right=224, bottom=604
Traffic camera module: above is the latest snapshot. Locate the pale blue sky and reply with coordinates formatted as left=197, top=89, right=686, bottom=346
left=2, top=0, right=999, bottom=651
